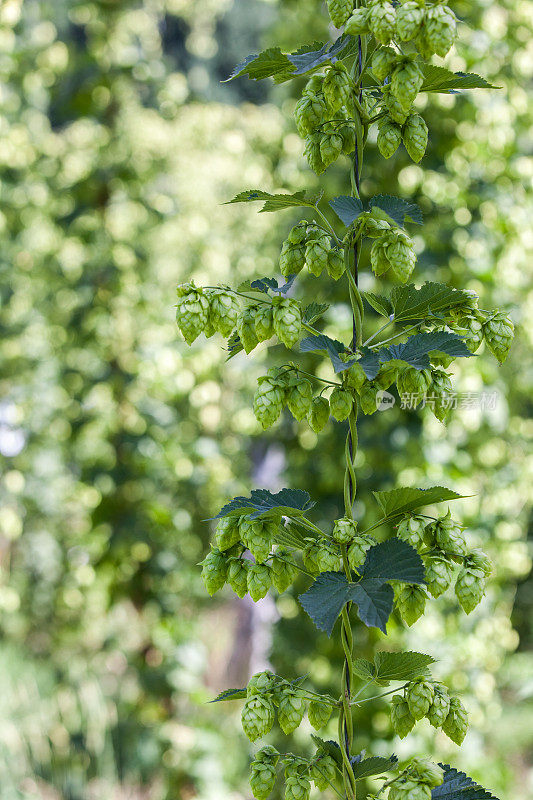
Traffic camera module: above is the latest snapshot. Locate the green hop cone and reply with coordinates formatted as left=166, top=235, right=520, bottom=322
left=426, top=683, right=451, bottom=728
left=383, top=85, right=410, bottom=125
left=323, top=63, right=352, bottom=113
left=466, top=548, right=492, bottom=576
left=359, top=382, right=379, bottom=415
left=327, top=247, right=345, bottom=280
left=396, top=515, right=426, bottom=551
left=215, top=516, right=241, bottom=551
left=386, top=230, right=417, bottom=282
left=390, top=60, right=424, bottom=113
left=250, top=761, right=277, bottom=800
left=304, top=132, right=326, bottom=175
left=278, top=689, right=306, bottom=734
left=270, top=549, right=298, bottom=593
left=450, top=310, right=485, bottom=353
left=368, top=0, right=396, bottom=44
left=429, top=369, right=453, bottom=422
left=308, top=396, right=330, bottom=433
left=308, top=700, right=332, bottom=731
left=287, top=379, right=313, bottom=421
left=397, top=366, right=431, bottom=403
left=253, top=376, right=285, bottom=430
left=442, top=697, right=468, bottom=744
left=200, top=548, right=228, bottom=595
left=227, top=558, right=249, bottom=598
left=425, top=4, right=457, bottom=57
left=305, top=231, right=331, bottom=276
left=396, top=0, right=425, bottom=41
left=396, top=584, right=427, bottom=626
left=248, top=670, right=276, bottom=697
left=247, top=563, right=272, bottom=602
left=434, top=509, right=467, bottom=556
left=455, top=566, right=486, bottom=613
left=203, top=293, right=217, bottom=339
left=238, top=305, right=260, bottom=354
left=303, top=75, right=325, bottom=97
left=330, top=387, right=353, bottom=421
left=402, top=113, right=428, bottom=162
left=483, top=312, right=514, bottom=363
left=288, top=224, right=307, bottom=245
left=285, top=775, right=311, bottom=800
left=242, top=695, right=275, bottom=742
left=344, top=362, right=366, bottom=392
left=370, top=234, right=393, bottom=277
left=371, top=46, right=397, bottom=82
left=347, top=535, right=375, bottom=569
left=255, top=746, right=280, bottom=764
left=389, top=780, right=432, bottom=800
left=414, top=24, right=435, bottom=59
left=377, top=117, right=402, bottom=159
left=339, top=121, right=356, bottom=155
left=332, top=516, right=357, bottom=544
left=255, top=305, right=274, bottom=342
left=327, top=0, right=354, bottom=27
left=176, top=284, right=210, bottom=345
left=273, top=297, right=302, bottom=349
left=408, top=758, right=445, bottom=789
left=390, top=695, right=416, bottom=738
left=424, top=554, right=454, bottom=598
left=310, top=754, right=336, bottom=790
left=294, top=94, right=327, bottom=137
left=406, top=679, right=435, bottom=720
left=315, top=544, right=341, bottom=573
left=302, top=540, right=321, bottom=575
left=320, top=130, right=344, bottom=168
left=280, top=240, right=306, bottom=277
left=240, top=519, right=275, bottom=564
left=210, top=289, right=240, bottom=337
left=345, top=7, right=370, bottom=34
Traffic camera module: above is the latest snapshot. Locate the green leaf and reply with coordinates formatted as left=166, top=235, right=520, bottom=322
left=351, top=755, right=398, bottom=780
left=373, top=486, right=467, bottom=519
left=378, top=331, right=473, bottom=370
left=311, top=735, right=343, bottom=767
left=432, top=765, right=500, bottom=800
left=390, top=283, right=474, bottom=323
left=368, top=195, right=423, bottom=226
left=215, top=488, right=315, bottom=520
left=352, top=658, right=376, bottom=682
left=226, top=330, right=244, bottom=360
left=275, top=523, right=309, bottom=549
left=300, top=334, right=356, bottom=373
left=359, top=538, right=426, bottom=585
left=421, top=65, right=498, bottom=92
left=364, top=292, right=393, bottom=318
left=250, top=275, right=297, bottom=295
left=224, top=48, right=295, bottom=82
left=288, top=35, right=354, bottom=77
left=303, top=302, right=330, bottom=324
left=209, top=687, right=247, bottom=702
left=350, top=579, right=394, bottom=633
left=373, top=651, right=436, bottom=683
left=225, top=189, right=318, bottom=212
left=329, top=195, right=364, bottom=226
left=358, top=347, right=381, bottom=380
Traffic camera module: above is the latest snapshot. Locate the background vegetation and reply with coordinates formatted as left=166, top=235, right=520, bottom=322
left=0, top=0, right=531, bottom=798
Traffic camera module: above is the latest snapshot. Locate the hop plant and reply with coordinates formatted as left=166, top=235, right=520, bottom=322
left=227, top=558, right=249, bottom=598
left=396, top=584, right=427, bottom=626
left=433, top=509, right=467, bottom=556
left=402, top=114, right=428, bottom=162
left=377, top=117, right=402, bottom=159
left=371, top=46, right=397, bottom=82
left=332, top=516, right=357, bottom=544
left=308, top=396, right=330, bottom=432
left=455, top=565, right=486, bottom=613
left=302, top=539, right=322, bottom=574
left=339, top=121, right=356, bottom=155
left=348, top=534, right=375, bottom=569
left=315, top=543, right=341, bottom=573
left=320, top=129, right=344, bottom=168
left=271, top=550, right=298, bottom=593
left=278, top=689, right=306, bottom=734
left=389, top=779, right=432, bottom=800
left=429, top=369, right=453, bottom=422
left=304, top=132, right=326, bottom=174
left=442, top=697, right=469, bottom=744
left=396, top=515, right=426, bottom=550
left=395, top=0, right=425, bottom=41
left=240, top=518, right=276, bottom=563
left=466, top=548, right=492, bottom=576
left=285, top=774, right=311, bottom=800
left=390, top=695, right=416, bottom=738
left=310, top=754, right=337, bottom=790
left=406, top=679, right=435, bottom=720
left=280, top=240, right=307, bottom=277
left=483, top=312, right=514, bottom=363
left=176, top=284, right=210, bottom=344
left=308, top=700, right=332, bottom=731
left=255, top=305, right=275, bottom=341
left=248, top=670, right=276, bottom=697
left=330, top=387, right=353, bottom=421
left=424, top=554, right=454, bottom=598
left=273, top=297, right=302, bottom=348
left=250, top=760, right=277, bottom=800
left=327, top=247, right=345, bottom=280
left=305, top=231, right=331, bottom=276
left=382, top=85, right=411, bottom=125
left=287, top=378, right=313, bottom=421
left=344, top=362, right=366, bottom=392
left=242, top=695, right=275, bottom=741
left=238, top=305, right=260, bottom=353
left=426, top=683, right=451, bottom=728
left=323, top=63, right=352, bottom=113
left=368, top=0, right=397, bottom=45
left=288, top=223, right=307, bottom=244
left=345, top=7, right=370, bottom=35
left=327, top=0, right=354, bottom=28
left=397, top=366, right=431, bottom=402
left=359, top=382, right=379, bottom=415
left=387, top=230, right=417, bottom=282
left=253, top=376, right=285, bottom=429
left=247, top=563, right=273, bottom=602
left=215, top=516, right=241, bottom=551
left=408, top=758, right=445, bottom=789
left=424, top=4, right=457, bottom=57
left=390, top=59, right=424, bottom=113
left=450, top=310, right=485, bottom=353
left=210, top=289, right=240, bottom=337
left=201, top=548, right=228, bottom=595
left=294, top=93, right=327, bottom=137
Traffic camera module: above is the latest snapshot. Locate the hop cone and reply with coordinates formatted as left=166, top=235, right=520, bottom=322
left=330, top=387, right=353, bottom=421
left=429, top=369, right=453, bottom=422
left=377, top=118, right=402, bottom=158
left=255, top=746, right=280, bottom=764
left=240, top=519, right=274, bottom=564
left=386, top=230, right=417, bottom=282
left=303, top=75, right=325, bottom=97
left=315, top=544, right=341, bottom=573
left=278, top=689, right=306, bottom=734
left=402, top=113, right=428, bottom=162
left=287, top=379, right=313, bottom=421
left=253, top=377, right=285, bottom=430
left=248, top=670, right=276, bottom=697
left=397, top=515, right=426, bottom=551
left=294, top=94, right=327, bottom=137
left=390, top=695, right=415, bottom=738
left=396, top=584, right=427, bottom=626
left=327, top=247, right=345, bottom=280
left=241, top=695, right=275, bottom=741
left=409, top=758, right=445, bottom=789
left=302, top=540, right=321, bottom=574
left=280, top=240, right=306, bottom=277
left=414, top=25, right=435, bottom=60
left=270, top=550, right=297, bottom=593
left=339, top=122, right=356, bottom=155
left=327, top=0, right=354, bottom=27
left=370, top=234, right=393, bottom=276
left=201, top=548, right=228, bottom=595
left=288, top=223, right=307, bottom=244
left=434, top=509, right=467, bottom=556
left=285, top=775, right=311, bottom=800
left=371, top=46, right=397, bottom=81
left=305, top=232, right=331, bottom=276
left=450, top=311, right=484, bottom=353
left=425, top=4, right=457, bottom=57
left=238, top=305, right=259, bottom=353
left=308, top=700, right=332, bottom=731
left=383, top=85, right=410, bottom=125
left=348, top=535, right=375, bottom=569
left=396, top=1, right=425, bottom=41
left=359, top=382, right=379, bottom=415
left=310, top=754, right=336, bottom=790
left=210, top=289, right=240, bottom=337
left=425, top=555, right=454, bottom=598
left=308, top=396, right=330, bottom=433
left=442, top=697, right=468, bottom=744
left=176, top=284, right=210, bottom=345
left=426, top=684, right=451, bottom=728
left=320, top=131, right=344, bottom=167
left=466, top=548, right=492, bottom=576
left=273, top=298, right=302, bottom=348
left=389, top=780, right=432, bottom=800
left=368, top=1, right=396, bottom=45
left=406, top=679, right=435, bottom=720
left=215, top=516, right=241, bottom=551
left=345, top=7, right=370, bottom=35
left=483, top=312, right=514, bottom=363
left=227, top=558, right=249, bottom=598
left=304, top=133, right=326, bottom=174
left=247, top=563, right=272, bottom=602
left=323, top=63, right=352, bottom=113
left=455, top=566, right=486, bottom=613
left=344, top=362, right=366, bottom=392
left=390, top=60, right=424, bottom=112
left=397, top=366, right=431, bottom=401
left=333, top=517, right=357, bottom=544
left=250, top=761, right=277, bottom=800
left=254, top=305, right=274, bottom=342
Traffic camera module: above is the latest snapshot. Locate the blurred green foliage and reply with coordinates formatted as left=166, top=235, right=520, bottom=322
left=0, top=0, right=531, bottom=798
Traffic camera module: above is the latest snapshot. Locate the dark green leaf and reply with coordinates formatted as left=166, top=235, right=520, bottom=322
left=368, top=195, right=423, bottom=226
left=390, top=283, right=474, bottom=323
left=351, top=755, right=398, bottom=780
left=359, top=538, right=426, bottom=585
left=433, top=765, right=500, bottom=800
left=303, top=302, right=330, bottom=324
left=358, top=347, right=381, bottom=380
left=311, top=735, right=343, bottom=767
left=364, top=292, right=393, bottom=318
left=329, top=195, right=364, bottom=226
left=378, top=331, right=473, bottom=370
left=373, top=651, right=436, bottom=683
left=224, top=48, right=295, bottom=82
left=288, top=35, right=354, bottom=76
left=225, top=189, right=317, bottom=212
left=421, top=65, right=498, bottom=92
left=300, top=334, right=356, bottom=373
left=373, top=486, right=467, bottom=518
left=299, top=572, right=352, bottom=635
left=352, top=658, right=376, bottom=682
left=250, top=275, right=297, bottom=295
left=350, top=579, right=394, bottom=633
left=226, top=331, right=244, bottom=360
left=210, top=687, right=247, bottom=702
left=215, top=488, right=315, bottom=520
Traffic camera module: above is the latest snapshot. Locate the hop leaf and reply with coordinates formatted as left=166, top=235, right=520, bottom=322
left=483, top=312, right=514, bottom=363
left=406, top=679, right=435, bottom=720
left=308, top=700, right=332, bottom=731
left=278, top=688, right=306, bottom=734
left=201, top=548, right=228, bottom=595
left=390, top=694, right=415, bottom=738
left=402, top=114, right=428, bottom=163
left=273, top=297, right=302, bottom=348
left=442, top=697, right=469, bottom=744
left=247, top=563, right=273, bottom=601
left=308, top=396, right=330, bottom=433
left=242, top=695, right=275, bottom=741
left=176, top=284, right=210, bottom=345
left=330, top=387, right=353, bottom=421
